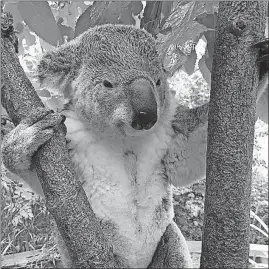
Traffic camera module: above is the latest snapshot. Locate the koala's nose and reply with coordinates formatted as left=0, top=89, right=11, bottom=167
left=132, top=111, right=157, bottom=130
left=129, top=78, right=157, bottom=130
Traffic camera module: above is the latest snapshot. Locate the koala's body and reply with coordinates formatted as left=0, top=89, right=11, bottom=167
left=38, top=24, right=206, bottom=268
left=2, top=24, right=267, bottom=268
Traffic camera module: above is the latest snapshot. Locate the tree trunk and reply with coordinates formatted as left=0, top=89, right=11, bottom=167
left=200, top=1, right=266, bottom=268
left=1, top=13, right=115, bottom=268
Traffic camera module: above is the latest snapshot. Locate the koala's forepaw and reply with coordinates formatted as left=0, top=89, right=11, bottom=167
left=1, top=115, right=14, bottom=139
left=254, top=38, right=269, bottom=79
left=2, top=111, right=65, bottom=173
left=66, top=138, right=75, bottom=159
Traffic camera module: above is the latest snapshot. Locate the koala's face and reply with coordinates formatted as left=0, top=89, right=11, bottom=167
left=38, top=25, right=170, bottom=137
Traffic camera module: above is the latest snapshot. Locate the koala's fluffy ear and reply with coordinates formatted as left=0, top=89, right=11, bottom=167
left=37, top=38, right=82, bottom=98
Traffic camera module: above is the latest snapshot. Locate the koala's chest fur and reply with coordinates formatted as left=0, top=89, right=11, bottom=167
left=63, top=110, right=175, bottom=268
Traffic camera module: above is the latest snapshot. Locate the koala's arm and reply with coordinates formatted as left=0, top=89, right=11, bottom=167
left=166, top=37, right=268, bottom=188
left=1, top=112, right=64, bottom=197
left=164, top=103, right=208, bottom=187
left=165, top=74, right=268, bottom=188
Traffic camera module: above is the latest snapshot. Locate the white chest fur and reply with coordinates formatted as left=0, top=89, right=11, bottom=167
left=63, top=110, right=175, bottom=268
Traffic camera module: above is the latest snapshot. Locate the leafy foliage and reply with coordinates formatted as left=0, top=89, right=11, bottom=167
left=75, top=2, right=132, bottom=37
left=17, top=1, right=63, bottom=46
left=1, top=167, right=53, bottom=253
left=141, top=1, right=173, bottom=37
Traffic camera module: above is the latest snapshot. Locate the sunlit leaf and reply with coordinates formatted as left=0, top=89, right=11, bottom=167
left=131, top=1, right=143, bottom=16
left=198, top=55, right=211, bottom=86
left=141, top=1, right=163, bottom=37
left=183, top=50, right=197, bottom=75
left=3, top=2, right=23, bottom=24
left=18, top=1, right=63, bottom=46
left=57, top=17, right=75, bottom=41
left=158, top=2, right=219, bottom=75
left=256, top=88, right=268, bottom=124
left=119, top=6, right=136, bottom=26
left=159, top=2, right=208, bottom=74
left=15, top=22, right=24, bottom=33
left=75, top=1, right=131, bottom=37
left=194, top=12, right=217, bottom=29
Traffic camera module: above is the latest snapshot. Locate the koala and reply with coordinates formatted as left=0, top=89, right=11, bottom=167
left=2, top=24, right=268, bottom=268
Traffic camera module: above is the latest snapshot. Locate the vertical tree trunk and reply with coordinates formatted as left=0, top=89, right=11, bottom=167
left=200, top=2, right=266, bottom=268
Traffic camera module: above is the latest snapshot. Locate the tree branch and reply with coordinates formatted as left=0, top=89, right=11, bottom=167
left=1, top=12, right=115, bottom=268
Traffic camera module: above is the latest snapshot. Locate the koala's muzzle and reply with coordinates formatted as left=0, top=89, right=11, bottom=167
left=129, top=78, right=157, bottom=130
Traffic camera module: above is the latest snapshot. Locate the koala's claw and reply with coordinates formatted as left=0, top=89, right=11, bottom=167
left=254, top=39, right=269, bottom=79
left=1, top=115, right=14, bottom=138
left=66, top=138, right=75, bottom=158
left=255, top=39, right=269, bottom=63
left=254, top=39, right=269, bottom=49
left=2, top=112, right=64, bottom=173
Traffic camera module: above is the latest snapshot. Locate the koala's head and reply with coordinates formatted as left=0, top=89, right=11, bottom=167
left=38, top=24, right=171, bottom=137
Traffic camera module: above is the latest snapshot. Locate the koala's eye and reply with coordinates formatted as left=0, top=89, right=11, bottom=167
left=156, top=79, right=161, bottom=86
left=103, top=80, right=113, bottom=88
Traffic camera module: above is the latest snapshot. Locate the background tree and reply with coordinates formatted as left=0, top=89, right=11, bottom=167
left=200, top=2, right=267, bottom=268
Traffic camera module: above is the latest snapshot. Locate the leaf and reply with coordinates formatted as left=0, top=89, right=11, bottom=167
left=75, top=1, right=131, bottom=38
left=39, top=38, right=55, bottom=52
left=159, top=2, right=208, bottom=74
left=256, top=87, right=268, bottom=124
left=183, top=50, right=197, bottom=75
left=131, top=1, right=143, bottom=16
left=19, top=26, right=37, bottom=48
left=250, top=210, right=268, bottom=232
left=18, top=1, right=63, bottom=46
left=198, top=55, right=211, bottom=86
left=159, top=1, right=174, bottom=31
left=161, top=1, right=174, bottom=18
left=250, top=224, right=268, bottom=238
left=107, top=2, right=132, bottom=26
left=56, top=2, right=89, bottom=30
left=75, top=2, right=109, bottom=37
left=14, top=22, right=24, bottom=34
left=194, top=12, right=217, bottom=29
left=26, top=33, right=36, bottom=46
left=57, top=18, right=75, bottom=41
left=3, top=2, right=23, bottom=24
left=4, top=2, right=24, bottom=53
left=141, top=1, right=163, bottom=37
left=140, top=1, right=173, bottom=36
left=203, top=30, right=215, bottom=72
left=119, top=6, right=136, bottom=26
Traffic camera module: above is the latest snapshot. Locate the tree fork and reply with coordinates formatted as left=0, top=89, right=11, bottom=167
left=1, top=12, right=115, bottom=268
left=200, top=1, right=266, bottom=268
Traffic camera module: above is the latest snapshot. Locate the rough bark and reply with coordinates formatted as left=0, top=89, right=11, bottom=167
left=1, top=13, right=115, bottom=268
left=200, top=2, right=266, bottom=268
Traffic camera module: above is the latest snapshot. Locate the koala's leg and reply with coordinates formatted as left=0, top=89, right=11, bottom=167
left=148, top=221, right=193, bottom=268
